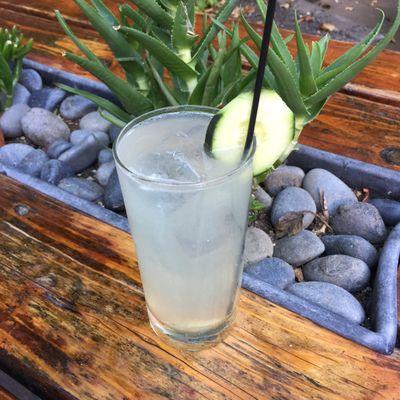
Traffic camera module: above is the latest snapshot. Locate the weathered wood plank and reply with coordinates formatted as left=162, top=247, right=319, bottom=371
left=0, top=174, right=399, bottom=400
left=300, top=92, right=400, bottom=171
left=1, top=0, right=400, bottom=99
left=0, top=2, right=399, bottom=172
left=0, top=387, right=17, bottom=400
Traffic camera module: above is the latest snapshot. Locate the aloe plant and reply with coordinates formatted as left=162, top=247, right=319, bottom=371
left=0, top=26, right=33, bottom=111
left=56, top=0, right=250, bottom=127
left=237, top=0, right=400, bottom=171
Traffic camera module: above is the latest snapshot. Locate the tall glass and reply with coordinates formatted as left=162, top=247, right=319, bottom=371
left=114, top=106, right=254, bottom=349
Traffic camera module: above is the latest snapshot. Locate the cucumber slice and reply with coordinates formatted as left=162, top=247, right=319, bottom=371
left=204, top=89, right=295, bottom=176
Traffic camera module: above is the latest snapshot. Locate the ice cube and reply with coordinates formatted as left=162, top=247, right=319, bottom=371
left=136, top=151, right=201, bottom=183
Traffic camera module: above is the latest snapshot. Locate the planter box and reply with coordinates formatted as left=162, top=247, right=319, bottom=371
left=1, top=59, right=398, bottom=354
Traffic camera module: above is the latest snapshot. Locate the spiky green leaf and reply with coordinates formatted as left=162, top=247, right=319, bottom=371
left=119, top=5, right=147, bottom=31
left=64, top=52, right=153, bottom=115
left=316, top=10, right=385, bottom=86
left=118, top=26, right=198, bottom=81
left=55, top=10, right=99, bottom=62
left=294, top=14, right=317, bottom=96
left=192, top=0, right=239, bottom=61
left=147, top=57, right=179, bottom=106
left=188, top=69, right=211, bottom=104
left=172, top=1, right=198, bottom=62
left=91, top=0, right=119, bottom=25
left=56, top=83, right=132, bottom=122
left=310, top=42, right=322, bottom=76
left=307, top=3, right=400, bottom=105
left=202, top=38, right=226, bottom=105
left=0, top=53, right=13, bottom=92
left=324, top=10, right=384, bottom=74
left=253, top=0, right=297, bottom=77
left=129, top=0, right=173, bottom=29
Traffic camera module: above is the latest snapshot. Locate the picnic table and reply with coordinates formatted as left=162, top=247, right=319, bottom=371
left=0, top=1, right=399, bottom=399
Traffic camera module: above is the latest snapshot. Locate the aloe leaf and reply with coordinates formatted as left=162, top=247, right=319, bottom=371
left=239, top=13, right=261, bottom=47
left=119, top=5, right=146, bottom=31
left=74, top=0, right=146, bottom=86
left=240, top=12, right=298, bottom=82
left=253, top=0, right=297, bottom=76
left=284, top=33, right=294, bottom=44
left=310, top=41, right=322, bottom=76
left=239, top=42, right=278, bottom=91
left=0, top=53, right=13, bottom=92
left=324, top=10, right=384, bottom=74
left=294, top=14, right=317, bottom=96
left=75, top=0, right=136, bottom=59
left=129, top=0, right=173, bottom=29
left=118, top=26, right=198, bottom=81
left=91, top=0, right=119, bottom=25
left=64, top=52, right=153, bottom=115
left=268, top=47, right=310, bottom=116
left=158, top=0, right=179, bottom=11
left=186, top=0, right=195, bottom=26
left=152, top=26, right=173, bottom=47
left=222, top=48, right=241, bottom=86
left=98, top=109, right=127, bottom=128
left=55, top=10, right=99, bottom=62
left=147, top=57, right=179, bottom=106
left=56, top=83, right=132, bottom=122
left=192, top=0, right=239, bottom=61
left=254, top=0, right=266, bottom=18
left=202, top=46, right=225, bottom=106
left=315, top=11, right=385, bottom=87
left=307, top=2, right=400, bottom=105
left=188, top=69, right=211, bottom=104
left=317, top=34, right=330, bottom=62
left=12, top=57, right=23, bottom=87
left=172, top=1, right=197, bottom=62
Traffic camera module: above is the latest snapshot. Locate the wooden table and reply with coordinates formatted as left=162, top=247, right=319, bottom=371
left=0, top=1, right=400, bottom=399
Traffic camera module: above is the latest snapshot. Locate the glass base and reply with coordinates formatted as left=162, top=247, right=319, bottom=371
left=148, top=309, right=236, bottom=351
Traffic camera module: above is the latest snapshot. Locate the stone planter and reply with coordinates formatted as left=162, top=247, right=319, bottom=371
left=1, top=59, right=399, bottom=354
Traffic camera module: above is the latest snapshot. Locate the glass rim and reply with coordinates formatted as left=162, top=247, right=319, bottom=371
left=113, top=105, right=255, bottom=189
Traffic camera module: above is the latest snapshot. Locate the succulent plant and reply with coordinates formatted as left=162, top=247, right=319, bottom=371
left=56, top=0, right=250, bottom=127
left=0, top=26, right=33, bottom=111
left=234, top=0, right=400, bottom=167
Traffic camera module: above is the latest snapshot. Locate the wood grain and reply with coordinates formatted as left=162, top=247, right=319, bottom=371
left=0, top=0, right=399, bottom=172
left=1, top=0, right=400, bottom=99
left=0, top=174, right=399, bottom=400
left=0, top=387, right=17, bottom=400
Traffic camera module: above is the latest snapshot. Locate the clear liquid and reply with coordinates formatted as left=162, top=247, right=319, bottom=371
left=116, top=111, right=253, bottom=338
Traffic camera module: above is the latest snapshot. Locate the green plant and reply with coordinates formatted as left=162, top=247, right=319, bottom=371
left=196, top=0, right=220, bottom=12
left=0, top=26, right=33, bottom=111
left=56, top=0, right=250, bottom=127
left=236, top=0, right=400, bottom=178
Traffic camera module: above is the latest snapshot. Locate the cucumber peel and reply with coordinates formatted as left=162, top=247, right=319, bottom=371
left=204, top=89, right=295, bottom=176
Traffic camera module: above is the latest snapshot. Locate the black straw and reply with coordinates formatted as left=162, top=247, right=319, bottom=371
left=243, top=0, right=277, bottom=157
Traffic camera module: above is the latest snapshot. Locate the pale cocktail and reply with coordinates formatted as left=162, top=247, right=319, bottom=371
left=114, top=106, right=254, bottom=348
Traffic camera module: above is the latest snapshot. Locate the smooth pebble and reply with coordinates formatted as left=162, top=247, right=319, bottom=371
left=265, top=166, right=305, bottom=196
left=303, top=255, right=371, bottom=293
left=303, top=168, right=357, bottom=215
left=287, top=282, right=365, bottom=324
left=58, top=177, right=103, bottom=202
left=245, top=257, right=295, bottom=289
left=321, top=234, right=378, bottom=269
left=41, top=160, right=74, bottom=185
left=0, top=104, right=30, bottom=138
left=243, top=227, right=274, bottom=265
left=79, top=111, right=112, bottom=133
left=273, top=230, right=325, bottom=267
left=21, top=108, right=70, bottom=146
left=331, top=202, right=387, bottom=244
